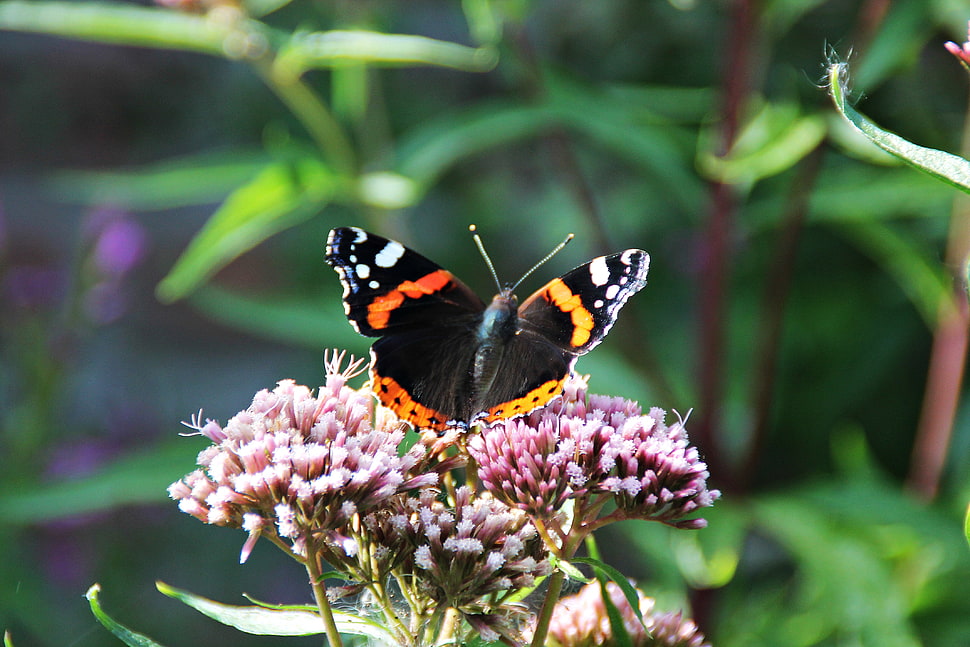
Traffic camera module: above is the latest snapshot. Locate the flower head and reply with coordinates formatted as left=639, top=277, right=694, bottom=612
left=168, top=352, right=438, bottom=562
left=542, top=581, right=711, bottom=647
left=603, top=409, right=720, bottom=529
left=469, top=375, right=719, bottom=529
left=394, top=486, right=551, bottom=641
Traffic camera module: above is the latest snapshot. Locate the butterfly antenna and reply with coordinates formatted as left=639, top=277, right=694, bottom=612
left=470, top=224, right=503, bottom=293
left=510, top=232, right=574, bottom=292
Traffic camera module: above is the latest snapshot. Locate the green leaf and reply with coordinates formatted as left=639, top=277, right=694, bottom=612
left=86, top=584, right=169, bottom=647
left=0, top=442, right=201, bottom=526
left=276, top=29, right=498, bottom=77
left=598, top=578, right=633, bottom=647
left=0, top=1, right=258, bottom=57
left=188, top=285, right=365, bottom=350
left=850, top=0, right=932, bottom=90
left=156, top=157, right=337, bottom=302
left=965, top=502, right=970, bottom=550
left=243, top=0, right=293, bottom=18
left=827, top=62, right=970, bottom=193
left=394, top=85, right=702, bottom=213
left=836, top=219, right=951, bottom=327
left=698, top=102, right=826, bottom=184
left=752, top=495, right=924, bottom=647
left=395, top=102, right=555, bottom=190
left=156, top=582, right=394, bottom=641
left=668, top=503, right=745, bottom=588
left=572, top=557, right=644, bottom=626
left=462, top=0, right=502, bottom=47
left=47, top=151, right=269, bottom=210
left=554, top=558, right=590, bottom=583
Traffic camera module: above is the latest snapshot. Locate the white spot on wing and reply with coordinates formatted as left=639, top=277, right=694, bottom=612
left=369, top=280, right=380, bottom=289
left=356, top=264, right=371, bottom=279
left=605, top=284, right=619, bottom=300
left=351, top=228, right=367, bottom=243
left=589, top=256, right=610, bottom=286
left=375, top=241, right=405, bottom=268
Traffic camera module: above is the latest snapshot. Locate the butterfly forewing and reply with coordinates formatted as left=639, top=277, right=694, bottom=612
left=326, top=227, right=485, bottom=337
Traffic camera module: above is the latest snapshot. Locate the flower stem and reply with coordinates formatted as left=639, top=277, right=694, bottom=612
left=254, top=58, right=358, bottom=176
left=305, top=552, right=344, bottom=647
left=529, top=568, right=566, bottom=647
left=530, top=516, right=591, bottom=647
left=437, top=607, right=462, bottom=646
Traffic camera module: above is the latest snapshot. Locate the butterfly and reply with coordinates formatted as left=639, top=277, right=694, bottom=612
left=326, top=226, right=649, bottom=431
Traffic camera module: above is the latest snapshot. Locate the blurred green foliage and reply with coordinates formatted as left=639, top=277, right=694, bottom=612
left=0, top=0, right=969, bottom=646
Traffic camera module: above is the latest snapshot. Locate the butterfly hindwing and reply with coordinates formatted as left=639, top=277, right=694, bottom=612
left=518, top=249, right=649, bottom=355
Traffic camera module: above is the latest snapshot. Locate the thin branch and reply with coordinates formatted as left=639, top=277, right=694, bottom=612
left=694, top=0, right=760, bottom=483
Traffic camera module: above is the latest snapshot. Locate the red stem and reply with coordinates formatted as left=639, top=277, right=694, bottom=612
left=695, top=0, right=759, bottom=480
left=906, top=83, right=970, bottom=501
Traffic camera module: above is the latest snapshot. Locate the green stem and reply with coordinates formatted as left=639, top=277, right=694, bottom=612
left=254, top=58, right=357, bottom=175
left=366, top=577, right=412, bottom=645
left=304, top=551, right=344, bottom=647
left=529, top=514, right=592, bottom=647
left=437, top=607, right=462, bottom=646
left=529, top=569, right=566, bottom=647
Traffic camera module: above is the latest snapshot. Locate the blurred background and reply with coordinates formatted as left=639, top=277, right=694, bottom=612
left=1, top=0, right=969, bottom=645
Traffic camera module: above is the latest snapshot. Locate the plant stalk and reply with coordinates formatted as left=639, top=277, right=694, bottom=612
left=906, top=86, right=970, bottom=500
left=305, top=550, right=344, bottom=647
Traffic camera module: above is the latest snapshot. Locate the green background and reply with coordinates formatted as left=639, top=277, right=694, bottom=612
left=1, top=0, right=968, bottom=645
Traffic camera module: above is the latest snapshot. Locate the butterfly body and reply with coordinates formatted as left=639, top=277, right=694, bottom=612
left=326, top=227, right=649, bottom=431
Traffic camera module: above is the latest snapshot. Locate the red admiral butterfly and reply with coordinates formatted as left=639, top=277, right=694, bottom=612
left=326, top=226, right=649, bottom=431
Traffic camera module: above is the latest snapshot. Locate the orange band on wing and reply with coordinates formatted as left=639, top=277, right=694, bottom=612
left=479, top=376, right=566, bottom=425
left=366, top=270, right=454, bottom=330
left=373, top=370, right=452, bottom=431
left=541, top=279, right=594, bottom=347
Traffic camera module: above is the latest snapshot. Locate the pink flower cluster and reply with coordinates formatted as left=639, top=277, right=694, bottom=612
left=469, top=375, right=720, bottom=529
left=168, top=355, right=437, bottom=562
left=542, top=581, right=711, bottom=647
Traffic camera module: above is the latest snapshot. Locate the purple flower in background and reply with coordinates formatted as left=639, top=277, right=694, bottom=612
left=3, top=265, right=65, bottom=311
left=945, top=21, right=970, bottom=68
left=81, top=209, right=147, bottom=324
left=92, top=217, right=147, bottom=279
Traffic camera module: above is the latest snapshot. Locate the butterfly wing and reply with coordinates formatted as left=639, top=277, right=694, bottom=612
left=369, top=324, right=483, bottom=430
left=325, top=227, right=486, bottom=336
left=470, top=249, right=649, bottom=426
left=470, top=330, right=573, bottom=425
left=517, top=249, right=649, bottom=355
left=326, top=227, right=487, bottom=429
